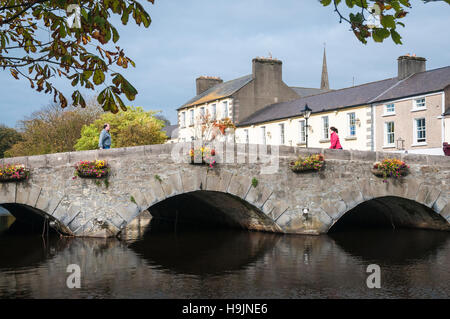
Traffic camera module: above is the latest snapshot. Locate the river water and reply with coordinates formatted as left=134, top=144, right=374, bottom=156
left=0, top=215, right=449, bottom=299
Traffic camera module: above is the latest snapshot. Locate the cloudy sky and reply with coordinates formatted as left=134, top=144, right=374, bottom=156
left=0, top=0, right=449, bottom=128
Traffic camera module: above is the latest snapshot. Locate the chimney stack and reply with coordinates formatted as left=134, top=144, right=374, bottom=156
left=196, top=76, right=223, bottom=95
left=252, top=57, right=282, bottom=84
left=398, top=55, right=426, bottom=80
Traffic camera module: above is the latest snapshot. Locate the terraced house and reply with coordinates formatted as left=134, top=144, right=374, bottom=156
left=234, top=55, right=450, bottom=155
left=176, top=54, right=331, bottom=142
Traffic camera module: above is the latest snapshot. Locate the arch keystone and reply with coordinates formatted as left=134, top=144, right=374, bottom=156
left=205, top=170, right=233, bottom=193
left=180, top=168, right=206, bottom=193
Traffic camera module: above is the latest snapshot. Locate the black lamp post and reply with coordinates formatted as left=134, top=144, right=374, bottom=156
left=303, top=104, right=312, bottom=148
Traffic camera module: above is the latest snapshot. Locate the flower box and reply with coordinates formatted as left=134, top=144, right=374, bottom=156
left=289, top=154, right=325, bottom=173
left=74, top=160, right=109, bottom=179
left=0, top=164, right=30, bottom=182
left=189, top=147, right=216, bottom=168
left=372, top=159, right=409, bottom=181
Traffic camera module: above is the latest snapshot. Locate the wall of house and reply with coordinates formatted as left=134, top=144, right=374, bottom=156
left=177, top=98, right=234, bottom=142
left=235, top=105, right=372, bottom=150
left=374, top=92, right=444, bottom=155
left=445, top=116, right=450, bottom=145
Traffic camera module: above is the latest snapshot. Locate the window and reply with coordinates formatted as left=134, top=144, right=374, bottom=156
left=348, top=112, right=356, bottom=136
left=180, top=112, right=186, bottom=128
left=322, top=116, right=329, bottom=139
left=385, top=103, right=395, bottom=114
left=279, top=123, right=285, bottom=145
left=211, top=104, right=216, bottom=120
left=414, top=98, right=426, bottom=110
left=222, top=101, right=228, bottom=119
left=244, top=129, right=249, bottom=144
left=190, top=109, right=194, bottom=125
left=200, top=107, right=205, bottom=117
left=299, top=120, right=306, bottom=144
left=385, top=122, right=395, bottom=146
left=260, top=126, right=266, bottom=145
left=415, top=118, right=426, bottom=143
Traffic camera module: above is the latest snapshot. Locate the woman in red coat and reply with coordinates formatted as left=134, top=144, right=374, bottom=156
left=329, top=127, right=342, bottom=149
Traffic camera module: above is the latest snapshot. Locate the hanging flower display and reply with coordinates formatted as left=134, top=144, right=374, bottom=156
left=289, top=154, right=325, bottom=173
left=73, top=160, right=109, bottom=179
left=371, top=158, right=409, bottom=182
left=0, top=164, right=30, bottom=182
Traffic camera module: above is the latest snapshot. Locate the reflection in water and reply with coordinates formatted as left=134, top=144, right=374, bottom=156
left=0, top=216, right=449, bottom=298
left=330, top=229, right=450, bottom=265
left=129, top=219, right=280, bottom=275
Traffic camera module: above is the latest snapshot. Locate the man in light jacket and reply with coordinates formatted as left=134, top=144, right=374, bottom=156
left=99, top=123, right=112, bottom=149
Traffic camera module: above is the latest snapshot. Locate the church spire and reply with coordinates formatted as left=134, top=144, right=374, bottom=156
left=320, top=45, right=330, bottom=90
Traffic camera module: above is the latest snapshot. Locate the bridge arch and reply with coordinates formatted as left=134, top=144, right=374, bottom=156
left=0, top=182, right=71, bottom=235
left=321, top=178, right=450, bottom=233
left=122, top=168, right=286, bottom=234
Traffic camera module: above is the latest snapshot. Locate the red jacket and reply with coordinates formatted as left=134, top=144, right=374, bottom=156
left=330, top=132, right=342, bottom=149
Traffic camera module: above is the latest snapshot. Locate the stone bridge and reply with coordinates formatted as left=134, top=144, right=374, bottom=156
left=0, top=143, right=449, bottom=237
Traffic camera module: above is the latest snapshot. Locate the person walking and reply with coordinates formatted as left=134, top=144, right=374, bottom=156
left=329, top=126, right=342, bottom=149
left=99, top=123, right=112, bottom=150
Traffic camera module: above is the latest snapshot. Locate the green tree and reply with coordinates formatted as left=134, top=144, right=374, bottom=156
left=4, top=101, right=101, bottom=157
left=0, top=0, right=154, bottom=113
left=0, top=125, right=23, bottom=158
left=74, top=106, right=167, bottom=150
left=320, top=0, right=449, bottom=44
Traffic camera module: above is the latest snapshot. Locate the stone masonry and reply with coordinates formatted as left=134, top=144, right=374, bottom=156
left=0, top=143, right=449, bottom=238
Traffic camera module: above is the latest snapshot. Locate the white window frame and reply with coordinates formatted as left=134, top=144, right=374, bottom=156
left=189, top=109, right=194, bottom=126
left=348, top=112, right=356, bottom=137
left=384, top=103, right=395, bottom=116
left=299, top=120, right=306, bottom=144
left=211, top=104, right=216, bottom=120
left=260, top=126, right=266, bottom=145
left=180, top=112, right=186, bottom=128
left=413, top=118, right=426, bottom=145
left=322, top=116, right=329, bottom=140
left=222, top=101, right=228, bottom=119
left=279, top=123, right=285, bottom=145
left=384, top=121, right=395, bottom=147
left=244, top=129, right=249, bottom=144
left=413, top=98, right=426, bottom=111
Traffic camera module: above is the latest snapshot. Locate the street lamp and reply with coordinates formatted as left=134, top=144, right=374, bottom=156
left=303, top=104, right=312, bottom=148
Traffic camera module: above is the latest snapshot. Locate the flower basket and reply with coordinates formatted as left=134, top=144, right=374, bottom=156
left=0, top=164, right=30, bottom=182
left=189, top=147, right=216, bottom=168
left=372, top=159, right=409, bottom=182
left=74, top=160, right=109, bottom=179
left=289, top=154, right=325, bottom=173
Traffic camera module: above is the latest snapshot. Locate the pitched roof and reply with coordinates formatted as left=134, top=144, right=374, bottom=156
left=178, top=75, right=253, bottom=110
left=370, top=66, right=450, bottom=103
left=290, top=87, right=330, bottom=97
left=238, top=66, right=450, bottom=127
left=238, top=77, right=398, bottom=126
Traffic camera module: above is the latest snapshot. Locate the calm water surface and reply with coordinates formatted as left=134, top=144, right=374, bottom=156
left=0, top=215, right=449, bottom=298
